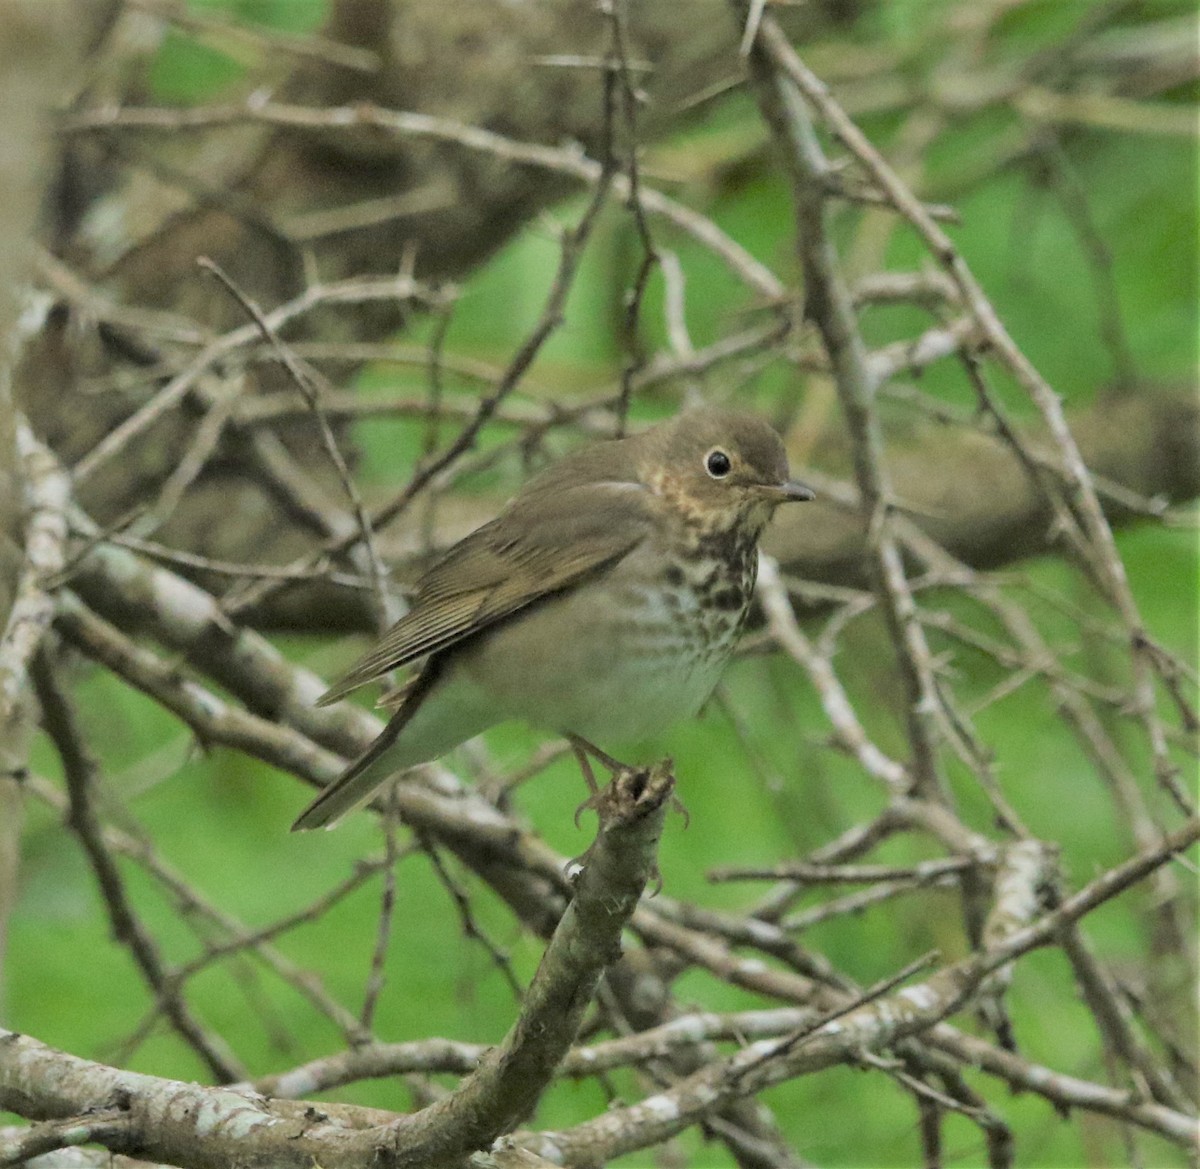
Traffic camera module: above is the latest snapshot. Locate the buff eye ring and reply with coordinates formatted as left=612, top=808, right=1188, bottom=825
left=704, top=449, right=732, bottom=479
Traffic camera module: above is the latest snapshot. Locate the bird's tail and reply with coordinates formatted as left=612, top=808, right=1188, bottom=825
left=291, top=661, right=442, bottom=831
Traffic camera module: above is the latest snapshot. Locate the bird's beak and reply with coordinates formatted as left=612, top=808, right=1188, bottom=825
left=760, top=479, right=815, bottom=503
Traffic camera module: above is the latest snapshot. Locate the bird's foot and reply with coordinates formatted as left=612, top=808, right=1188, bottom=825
left=568, top=733, right=636, bottom=826
left=573, top=786, right=602, bottom=830
left=565, top=760, right=675, bottom=891
left=567, top=733, right=628, bottom=792
left=670, top=790, right=690, bottom=829
left=646, top=862, right=664, bottom=897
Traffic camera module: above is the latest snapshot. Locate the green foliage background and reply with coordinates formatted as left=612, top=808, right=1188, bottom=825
left=6, top=2, right=1197, bottom=1166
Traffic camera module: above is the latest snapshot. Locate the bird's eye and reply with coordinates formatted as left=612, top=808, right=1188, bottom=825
left=704, top=449, right=732, bottom=479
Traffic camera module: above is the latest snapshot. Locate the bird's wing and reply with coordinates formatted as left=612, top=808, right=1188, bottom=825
left=316, top=481, right=652, bottom=706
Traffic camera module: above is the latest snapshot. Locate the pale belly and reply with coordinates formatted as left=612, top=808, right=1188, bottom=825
left=376, top=536, right=757, bottom=771
left=452, top=568, right=747, bottom=748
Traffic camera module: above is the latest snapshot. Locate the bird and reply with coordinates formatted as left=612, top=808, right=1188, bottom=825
left=292, top=406, right=814, bottom=830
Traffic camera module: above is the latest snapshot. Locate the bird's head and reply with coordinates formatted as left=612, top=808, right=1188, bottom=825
left=641, top=407, right=814, bottom=536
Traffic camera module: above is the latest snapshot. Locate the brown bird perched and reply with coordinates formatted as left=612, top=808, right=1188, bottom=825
left=292, top=407, right=813, bottom=830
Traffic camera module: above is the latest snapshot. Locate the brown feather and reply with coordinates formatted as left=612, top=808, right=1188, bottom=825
left=291, top=659, right=444, bottom=830
left=316, top=479, right=655, bottom=707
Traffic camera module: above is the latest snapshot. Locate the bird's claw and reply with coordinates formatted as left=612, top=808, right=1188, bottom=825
left=573, top=787, right=605, bottom=830
left=670, top=791, right=690, bottom=828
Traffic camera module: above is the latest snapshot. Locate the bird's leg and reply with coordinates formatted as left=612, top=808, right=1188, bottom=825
left=566, top=759, right=677, bottom=895
left=566, top=733, right=627, bottom=778
left=567, top=733, right=634, bottom=828
left=567, top=735, right=601, bottom=796
left=567, top=733, right=688, bottom=829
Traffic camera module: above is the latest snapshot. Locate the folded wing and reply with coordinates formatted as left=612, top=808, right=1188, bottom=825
left=316, top=481, right=652, bottom=706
